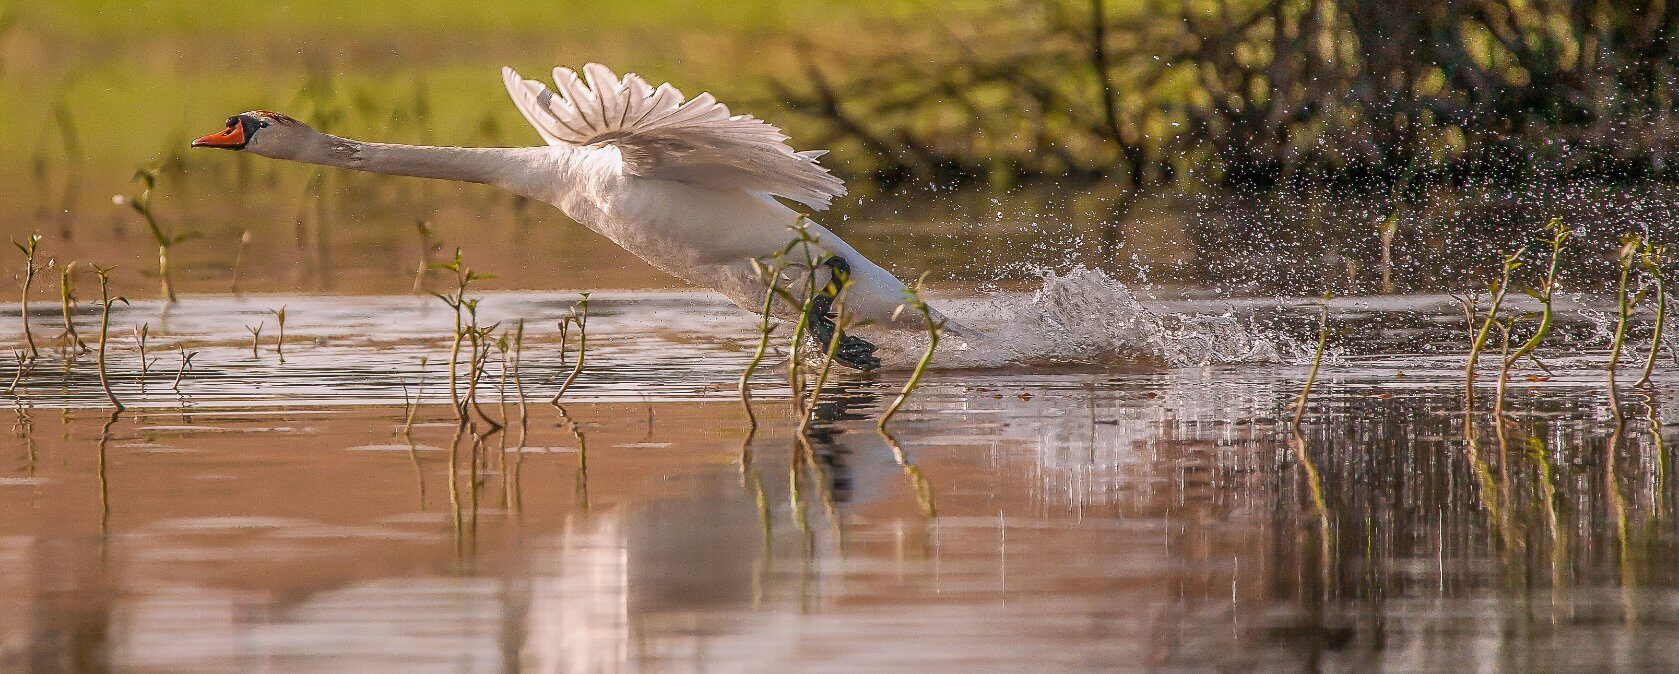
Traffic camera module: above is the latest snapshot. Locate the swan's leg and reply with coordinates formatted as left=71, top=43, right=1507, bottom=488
left=808, top=256, right=880, bottom=371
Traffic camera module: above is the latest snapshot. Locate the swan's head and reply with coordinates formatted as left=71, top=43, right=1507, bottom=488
left=191, top=111, right=312, bottom=155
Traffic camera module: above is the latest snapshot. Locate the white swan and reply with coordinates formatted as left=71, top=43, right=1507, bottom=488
left=192, top=63, right=945, bottom=370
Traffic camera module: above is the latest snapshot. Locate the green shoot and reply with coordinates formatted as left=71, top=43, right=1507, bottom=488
left=402, top=355, right=428, bottom=435
left=246, top=322, right=263, bottom=358
left=741, top=247, right=798, bottom=429
left=799, top=276, right=854, bottom=436
left=1608, top=236, right=1641, bottom=420
left=92, top=265, right=127, bottom=411
left=412, top=219, right=438, bottom=293
left=230, top=229, right=252, bottom=295
left=551, top=293, right=590, bottom=405
left=1492, top=316, right=1519, bottom=420
left=59, top=261, right=88, bottom=354
left=172, top=343, right=198, bottom=392
left=458, top=300, right=502, bottom=430
left=12, top=233, right=43, bottom=358
left=781, top=221, right=823, bottom=412
left=269, top=305, right=288, bottom=363
left=879, top=273, right=946, bottom=431
left=1464, top=248, right=1522, bottom=406
left=1637, top=243, right=1669, bottom=388
left=5, top=351, right=31, bottom=396
left=116, top=165, right=193, bottom=303
left=1504, top=218, right=1570, bottom=371
left=1291, top=297, right=1331, bottom=431
left=133, top=324, right=150, bottom=392
left=429, top=249, right=492, bottom=416
left=1378, top=209, right=1400, bottom=294
left=511, top=319, right=528, bottom=419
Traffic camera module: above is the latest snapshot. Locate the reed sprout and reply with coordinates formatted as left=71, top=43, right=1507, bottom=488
left=550, top=293, right=590, bottom=405
left=402, top=355, right=428, bottom=435
left=92, top=265, right=127, bottom=411
left=245, top=322, right=263, bottom=358
left=1378, top=210, right=1399, bottom=294
left=495, top=330, right=511, bottom=426
left=457, top=300, right=502, bottom=430
left=116, top=165, right=192, bottom=303
left=230, top=230, right=252, bottom=295
left=776, top=220, right=824, bottom=413
left=412, top=219, right=438, bottom=293
left=1504, top=218, right=1570, bottom=370
left=740, top=251, right=795, bottom=429
left=879, top=274, right=945, bottom=431
left=1607, top=237, right=1642, bottom=420
left=59, top=261, right=88, bottom=354
left=1463, top=248, right=1522, bottom=405
left=429, top=249, right=491, bottom=415
left=510, top=319, right=528, bottom=418
left=1290, top=297, right=1331, bottom=431
left=12, top=233, right=43, bottom=359
left=133, top=324, right=151, bottom=391
left=269, top=305, right=288, bottom=363
left=799, top=280, right=854, bottom=436
left=1637, top=244, right=1670, bottom=388
left=1492, top=316, right=1521, bottom=420
left=5, top=351, right=30, bottom=396
left=172, top=343, right=198, bottom=392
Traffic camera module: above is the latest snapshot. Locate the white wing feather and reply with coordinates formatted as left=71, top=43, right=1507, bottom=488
left=501, top=64, right=846, bottom=210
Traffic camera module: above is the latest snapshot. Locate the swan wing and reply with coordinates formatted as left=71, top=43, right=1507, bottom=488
left=501, top=64, right=846, bottom=210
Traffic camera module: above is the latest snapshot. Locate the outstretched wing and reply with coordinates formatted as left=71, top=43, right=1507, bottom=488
left=501, top=63, right=846, bottom=210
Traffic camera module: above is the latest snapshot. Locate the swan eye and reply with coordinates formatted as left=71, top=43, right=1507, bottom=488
left=259, top=121, right=270, bottom=128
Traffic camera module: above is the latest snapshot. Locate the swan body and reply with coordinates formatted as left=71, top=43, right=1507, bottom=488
left=193, top=64, right=938, bottom=369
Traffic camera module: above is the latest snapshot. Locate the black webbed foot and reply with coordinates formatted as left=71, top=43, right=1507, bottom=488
left=807, top=256, right=881, bottom=371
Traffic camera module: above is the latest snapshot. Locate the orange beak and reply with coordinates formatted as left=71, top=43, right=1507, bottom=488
left=192, top=122, right=246, bottom=149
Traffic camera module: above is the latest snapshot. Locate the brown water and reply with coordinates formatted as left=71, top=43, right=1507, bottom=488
left=4, top=289, right=1679, bottom=671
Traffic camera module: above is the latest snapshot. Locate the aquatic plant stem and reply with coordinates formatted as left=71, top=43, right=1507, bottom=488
left=1637, top=246, right=1668, bottom=388
left=550, top=293, right=590, bottom=405
left=133, top=324, right=149, bottom=392
left=59, top=262, right=88, bottom=354
left=740, top=254, right=793, bottom=430
left=784, top=225, right=821, bottom=414
left=1290, top=302, right=1330, bottom=431
left=1492, top=319, right=1517, bottom=420
left=246, top=322, right=263, bottom=358
left=1464, top=249, right=1521, bottom=406
left=511, top=319, right=528, bottom=420
left=799, top=292, right=852, bottom=435
left=6, top=351, right=32, bottom=396
left=879, top=275, right=944, bottom=431
left=119, top=166, right=186, bottom=303
left=171, top=344, right=197, bottom=391
left=270, top=306, right=288, bottom=364
left=230, top=230, right=251, bottom=295
left=430, top=250, right=491, bottom=417
left=1608, top=237, right=1639, bottom=421
left=12, top=233, right=43, bottom=359
left=1504, top=219, right=1570, bottom=370
left=93, top=266, right=125, bottom=411
left=402, top=356, right=428, bottom=435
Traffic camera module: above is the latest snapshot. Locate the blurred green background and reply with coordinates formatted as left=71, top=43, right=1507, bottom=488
left=0, top=1, right=950, bottom=294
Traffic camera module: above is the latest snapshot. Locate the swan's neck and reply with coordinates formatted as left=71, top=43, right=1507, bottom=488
left=259, top=133, right=565, bottom=199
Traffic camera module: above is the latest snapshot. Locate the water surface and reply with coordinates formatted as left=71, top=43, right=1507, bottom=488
left=3, top=290, right=1678, bottom=670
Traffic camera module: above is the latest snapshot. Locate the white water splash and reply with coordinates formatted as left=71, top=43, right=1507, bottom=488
left=867, top=267, right=1284, bottom=369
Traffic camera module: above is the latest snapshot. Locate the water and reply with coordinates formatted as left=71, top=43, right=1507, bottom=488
left=4, top=281, right=1678, bottom=670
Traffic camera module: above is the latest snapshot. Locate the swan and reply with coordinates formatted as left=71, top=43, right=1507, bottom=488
left=191, top=63, right=949, bottom=370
